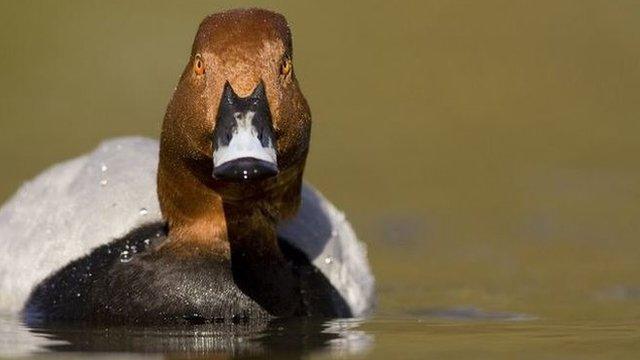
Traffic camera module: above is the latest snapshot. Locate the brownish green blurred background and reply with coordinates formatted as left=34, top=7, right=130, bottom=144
left=1, top=0, right=640, bottom=357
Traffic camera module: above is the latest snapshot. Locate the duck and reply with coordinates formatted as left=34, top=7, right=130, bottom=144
left=0, top=8, right=374, bottom=325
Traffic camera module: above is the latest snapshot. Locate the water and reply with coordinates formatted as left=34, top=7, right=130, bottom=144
left=1, top=0, right=640, bottom=358
left=2, top=314, right=639, bottom=359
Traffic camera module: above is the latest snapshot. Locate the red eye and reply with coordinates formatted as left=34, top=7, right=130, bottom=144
left=194, top=54, right=205, bottom=75
left=281, top=58, right=292, bottom=78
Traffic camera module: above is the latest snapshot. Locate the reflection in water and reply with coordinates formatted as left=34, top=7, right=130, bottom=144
left=0, top=315, right=64, bottom=357
left=0, top=315, right=372, bottom=358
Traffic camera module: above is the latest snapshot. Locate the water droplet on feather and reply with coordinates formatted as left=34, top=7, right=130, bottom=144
left=119, top=250, right=132, bottom=263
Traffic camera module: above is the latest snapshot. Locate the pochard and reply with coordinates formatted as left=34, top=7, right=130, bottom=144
left=0, top=9, right=374, bottom=324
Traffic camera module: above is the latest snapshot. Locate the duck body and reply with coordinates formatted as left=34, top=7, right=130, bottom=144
left=24, top=222, right=268, bottom=325
left=1, top=138, right=373, bottom=323
left=0, top=9, right=375, bottom=324
left=25, top=222, right=350, bottom=325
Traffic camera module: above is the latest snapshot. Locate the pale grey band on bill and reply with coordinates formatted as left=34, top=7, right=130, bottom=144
left=212, top=110, right=278, bottom=168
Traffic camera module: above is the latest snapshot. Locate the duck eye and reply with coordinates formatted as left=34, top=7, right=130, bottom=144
left=194, top=54, right=205, bottom=75
left=280, top=58, right=292, bottom=78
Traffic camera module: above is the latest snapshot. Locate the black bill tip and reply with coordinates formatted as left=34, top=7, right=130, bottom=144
left=213, top=157, right=279, bottom=182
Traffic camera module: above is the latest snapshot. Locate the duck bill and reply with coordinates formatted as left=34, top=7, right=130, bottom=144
left=212, top=81, right=278, bottom=182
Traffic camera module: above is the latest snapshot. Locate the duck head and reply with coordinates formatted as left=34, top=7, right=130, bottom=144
left=158, top=9, right=311, bottom=247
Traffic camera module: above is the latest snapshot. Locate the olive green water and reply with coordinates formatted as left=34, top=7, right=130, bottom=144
left=1, top=0, right=639, bottom=358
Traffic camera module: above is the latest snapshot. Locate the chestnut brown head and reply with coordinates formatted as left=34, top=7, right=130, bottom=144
left=159, top=9, right=311, bottom=190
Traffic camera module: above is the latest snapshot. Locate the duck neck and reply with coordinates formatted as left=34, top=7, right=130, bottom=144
left=158, top=156, right=304, bottom=257
left=223, top=199, right=302, bottom=316
left=223, top=200, right=283, bottom=262
left=158, top=159, right=230, bottom=257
